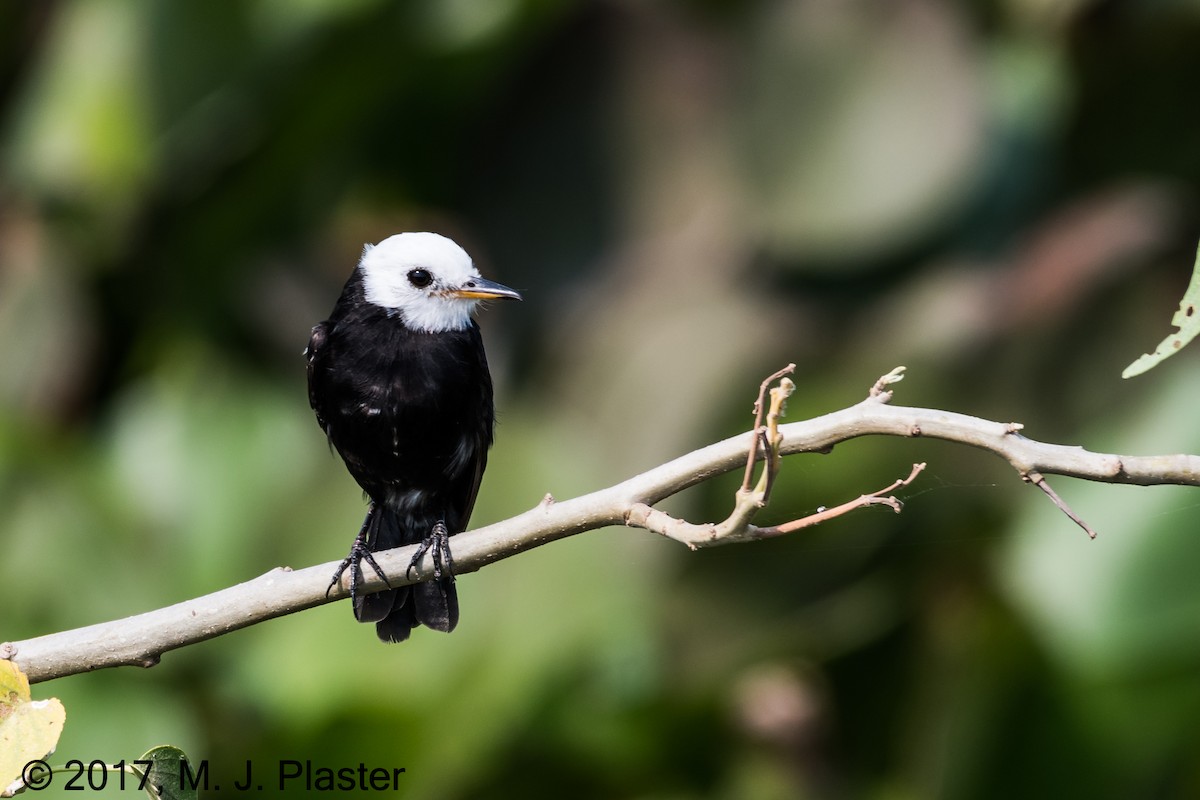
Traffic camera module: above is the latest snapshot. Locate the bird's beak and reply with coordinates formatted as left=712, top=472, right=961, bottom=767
left=451, top=277, right=523, bottom=301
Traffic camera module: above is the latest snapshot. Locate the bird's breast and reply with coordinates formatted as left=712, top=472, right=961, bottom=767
left=315, top=319, right=493, bottom=494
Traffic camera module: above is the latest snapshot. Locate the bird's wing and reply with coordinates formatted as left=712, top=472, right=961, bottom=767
left=456, top=448, right=488, bottom=533
left=447, top=326, right=494, bottom=532
left=306, top=321, right=330, bottom=428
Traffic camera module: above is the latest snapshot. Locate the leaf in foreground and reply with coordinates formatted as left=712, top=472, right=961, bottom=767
left=131, top=746, right=198, bottom=800
left=0, top=660, right=66, bottom=794
left=1123, top=239, right=1200, bottom=378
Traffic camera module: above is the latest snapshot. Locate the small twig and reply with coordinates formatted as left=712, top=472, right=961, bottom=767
left=753, top=463, right=927, bottom=537
left=869, top=365, right=907, bottom=400
left=630, top=463, right=927, bottom=547
left=752, top=364, right=798, bottom=421
left=635, top=371, right=907, bottom=548
left=1024, top=470, right=1099, bottom=539
left=742, top=364, right=796, bottom=492
left=760, top=377, right=795, bottom=503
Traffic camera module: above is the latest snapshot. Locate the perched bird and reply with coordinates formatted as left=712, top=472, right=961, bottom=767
left=306, top=232, right=521, bottom=642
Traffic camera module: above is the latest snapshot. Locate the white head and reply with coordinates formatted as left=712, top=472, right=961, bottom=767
left=358, top=232, right=521, bottom=333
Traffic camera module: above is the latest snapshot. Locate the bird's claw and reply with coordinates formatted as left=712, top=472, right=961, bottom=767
left=406, top=521, right=456, bottom=582
left=327, top=527, right=392, bottom=608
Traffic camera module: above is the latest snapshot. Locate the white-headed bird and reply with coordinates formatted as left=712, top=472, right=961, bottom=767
left=306, top=232, right=521, bottom=642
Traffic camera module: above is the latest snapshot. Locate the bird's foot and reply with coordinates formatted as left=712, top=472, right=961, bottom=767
left=406, top=521, right=456, bottom=582
left=327, top=527, right=392, bottom=607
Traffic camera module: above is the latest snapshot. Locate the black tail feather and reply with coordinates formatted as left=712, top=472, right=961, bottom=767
left=414, top=578, right=459, bottom=633
left=354, top=585, right=402, bottom=624
left=374, top=594, right=418, bottom=643
left=346, top=504, right=458, bottom=641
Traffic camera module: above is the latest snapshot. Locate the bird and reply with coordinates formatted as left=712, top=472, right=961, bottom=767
left=305, top=232, right=521, bottom=642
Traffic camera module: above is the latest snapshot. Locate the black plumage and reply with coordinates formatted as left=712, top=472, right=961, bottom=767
left=305, top=233, right=518, bottom=642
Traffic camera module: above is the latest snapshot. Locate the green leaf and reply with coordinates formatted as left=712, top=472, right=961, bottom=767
left=1122, top=239, right=1200, bottom=378
left=0, top=661, right=66, bottom=793
left=132, top=746, right=198, bottom=800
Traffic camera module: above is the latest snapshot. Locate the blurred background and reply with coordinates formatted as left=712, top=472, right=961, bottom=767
left=3, top=0, right=1200, bottom=797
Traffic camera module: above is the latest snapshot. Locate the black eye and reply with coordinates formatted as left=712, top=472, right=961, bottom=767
left=407, top=269, right=433, bottom=288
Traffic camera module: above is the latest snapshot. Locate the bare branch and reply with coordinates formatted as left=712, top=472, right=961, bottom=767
left=1024, top=470, right=1099, bottom=539
left=6, top=369, right=1200, bottom=684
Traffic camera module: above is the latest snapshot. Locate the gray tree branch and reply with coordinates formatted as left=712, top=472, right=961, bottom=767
left=6, top=369, right=1200, bottom=684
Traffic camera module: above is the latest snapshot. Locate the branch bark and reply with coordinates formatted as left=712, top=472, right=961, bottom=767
left=6, top=370, right=1200, bottom=684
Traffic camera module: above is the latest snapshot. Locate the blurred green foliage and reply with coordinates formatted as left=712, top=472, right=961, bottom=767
left=3, top=0, right=1200, bottom=798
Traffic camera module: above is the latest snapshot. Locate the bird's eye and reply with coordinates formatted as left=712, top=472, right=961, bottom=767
left=407, top=269, right=433, bottom=288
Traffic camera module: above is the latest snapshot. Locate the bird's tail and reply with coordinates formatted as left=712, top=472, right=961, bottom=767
left=354, top=504, right=459, bottom=643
